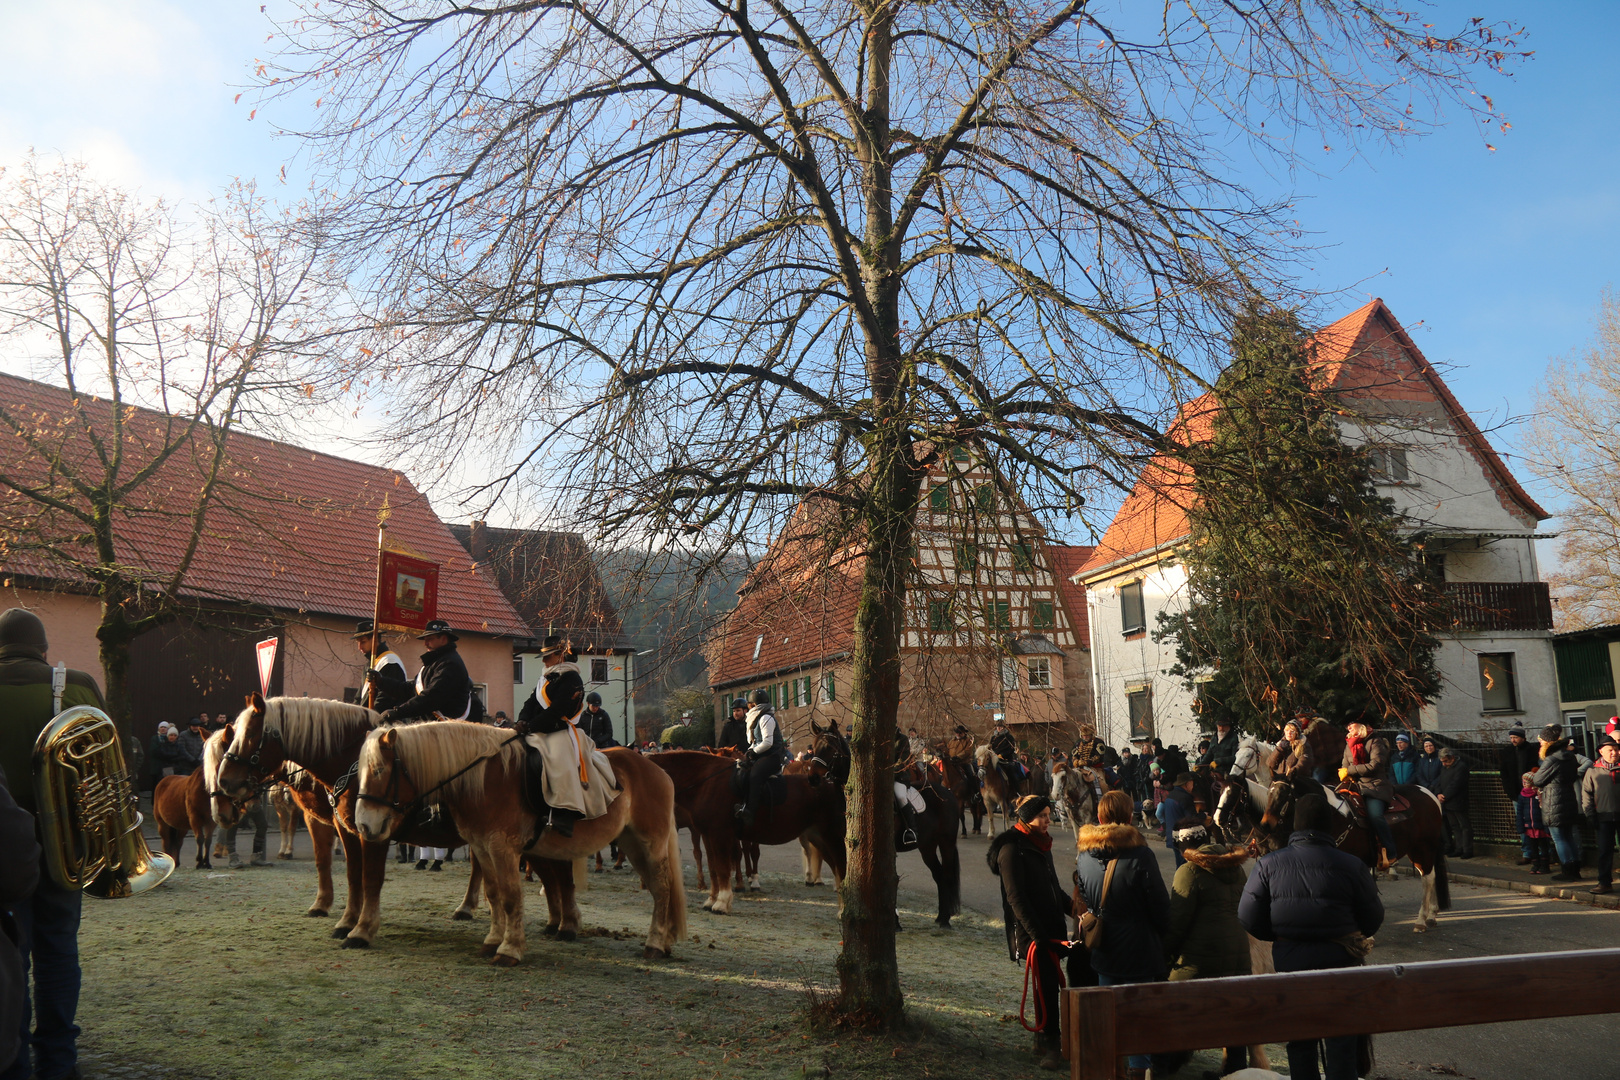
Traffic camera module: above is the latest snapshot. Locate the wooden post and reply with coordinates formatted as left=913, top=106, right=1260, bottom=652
left=1070, top=987, right=1116, bottom=1080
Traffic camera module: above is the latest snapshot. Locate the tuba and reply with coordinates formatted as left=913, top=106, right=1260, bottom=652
left=32, top=705, right=174, bottom=898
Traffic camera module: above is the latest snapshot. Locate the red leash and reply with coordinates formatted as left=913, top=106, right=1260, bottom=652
left=1019, top=940, right=1067, bottom=1032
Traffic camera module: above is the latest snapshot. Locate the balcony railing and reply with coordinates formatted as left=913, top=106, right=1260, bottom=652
left=1443, top=581, right=1553, bottom=633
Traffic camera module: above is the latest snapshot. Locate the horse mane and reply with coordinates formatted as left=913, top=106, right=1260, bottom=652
left=974, top=744, right=992, bottom=766
left=236, top=696, right=377, bottom=763
left=362, top=722, right=525, bottom=806
left=201, top=729, right=229, bottom=794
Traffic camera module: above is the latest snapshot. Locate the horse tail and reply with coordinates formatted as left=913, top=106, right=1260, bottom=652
left=665, top=807, right=689, bottom=943
left=1434, top=848, right=1451, bottom=911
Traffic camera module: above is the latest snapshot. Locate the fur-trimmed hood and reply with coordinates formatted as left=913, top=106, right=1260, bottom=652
left=1180, top=844, right=1249, bottom=872
left=1077, top=823, right=1144, bottom=854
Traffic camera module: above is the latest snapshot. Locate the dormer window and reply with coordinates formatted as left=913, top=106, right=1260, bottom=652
left=752, top=635, right=764, bottom=662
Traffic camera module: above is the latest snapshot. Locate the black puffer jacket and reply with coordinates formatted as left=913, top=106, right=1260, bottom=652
left=383, top=642, right=476, bottom=724
left=1076, top=823, right=1171, bottom=981
left=1237, top=830, right=1384, bottom=973
left=1532, top=747, right=1580, bottom=828
left=988, top=827, right=1074, bottom=962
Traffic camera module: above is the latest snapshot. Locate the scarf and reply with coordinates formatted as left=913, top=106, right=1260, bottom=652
left=1014, top=821, right=1053, bottom=851
left=1347, top=735, right=1368, bottom=766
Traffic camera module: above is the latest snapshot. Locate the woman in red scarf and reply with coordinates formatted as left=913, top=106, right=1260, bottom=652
left=1339, top=721, right=1399, bottom=869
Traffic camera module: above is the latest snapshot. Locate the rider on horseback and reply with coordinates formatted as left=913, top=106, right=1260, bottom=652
left=354, top=620, right=412, bottom=712
left=990, top=719, right=1023, bottom=794
left=1267, top=719, right=1315, bottom=779
left=737, top=690, right=786, bottom=829
left=1340, top=720, right=1399, bottom=871
left=893, top=730, right=923, bottom=847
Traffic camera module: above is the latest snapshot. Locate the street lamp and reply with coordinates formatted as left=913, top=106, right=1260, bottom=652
left=624, top=646, right=656, bottom=745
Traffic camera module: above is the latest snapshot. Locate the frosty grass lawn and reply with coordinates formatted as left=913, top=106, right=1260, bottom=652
left=78, top=848, right=1229, bottom=1079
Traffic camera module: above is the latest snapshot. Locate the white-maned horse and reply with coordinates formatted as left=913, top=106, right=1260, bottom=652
left=1213, top=735, right=1277, bottom=844
left=1051, top=763, right=1104, bottom=831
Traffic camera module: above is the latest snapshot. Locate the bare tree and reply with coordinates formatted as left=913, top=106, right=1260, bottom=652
left=0, top=154, right=339, bottom=748
left=259, top=0, right=1522, bottom=1021
left=1527, top=289, right=1620, bottom=630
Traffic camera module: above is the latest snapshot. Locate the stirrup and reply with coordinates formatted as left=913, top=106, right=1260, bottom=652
left=901, top=830, right=918, bottom=847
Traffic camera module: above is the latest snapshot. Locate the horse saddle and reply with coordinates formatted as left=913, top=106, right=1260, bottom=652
left=729, top=762, right=787, bottom=807
left=520, top=742, right=552, bottom=818
left=1334, top=786, right=1412, bottom=825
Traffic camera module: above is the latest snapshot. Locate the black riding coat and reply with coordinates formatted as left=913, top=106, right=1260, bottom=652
left=367, top=654, right=413, bottom=712
left=718, top=716, right=747, bottom=752
left=990, top=730, right=1018, bottom=761
left=582, top=706, right=616, bottom=746
left=1195, top=730, right=1240, bottom=774
left=382, top=642, right=475, bottom=724
left=988, top=827, right=1073, bottom=961
left=517, top=662, right=586, bottom=735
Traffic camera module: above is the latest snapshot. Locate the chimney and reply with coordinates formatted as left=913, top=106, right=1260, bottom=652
left=469, top=519, right=489, bottom=562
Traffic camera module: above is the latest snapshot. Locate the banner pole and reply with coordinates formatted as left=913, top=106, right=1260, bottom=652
left=367, top=497, right=391, bottom=710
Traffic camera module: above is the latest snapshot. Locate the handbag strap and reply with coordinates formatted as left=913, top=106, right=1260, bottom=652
left=1096, top=855, right=1118, bottom=913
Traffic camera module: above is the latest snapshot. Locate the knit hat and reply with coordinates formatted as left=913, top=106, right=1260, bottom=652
left=1395, top=733, right=1410, bottom=745
left=1173, top=819, right=1209, bottom=847
left=1015, top=795, right=1051, bottom=823
left=1283, top=719, right=1302, bottom=736
left=1508, top=722, right=1527, bottom=739
left=1539, top=724, right=1564, bottom=743
left=0, top=608, right=47, bottom=652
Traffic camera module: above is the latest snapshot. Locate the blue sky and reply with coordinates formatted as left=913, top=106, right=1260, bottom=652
left=0, top=1, right=1614, bottom=535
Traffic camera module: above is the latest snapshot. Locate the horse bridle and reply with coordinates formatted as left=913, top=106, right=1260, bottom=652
left=222, top=725, right=286, bottom=798
left=354, top=732, right=524, bottom=818
left=808, top=730, right=850, bottom=787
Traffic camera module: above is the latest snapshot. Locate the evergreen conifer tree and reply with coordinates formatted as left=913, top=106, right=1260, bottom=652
left=1157, top=306, right=1445, bottom=730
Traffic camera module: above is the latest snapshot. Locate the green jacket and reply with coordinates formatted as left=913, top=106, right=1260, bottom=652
left=1164, top=844, right=1253, bottom=981
left=0, top=643, right=107, bottom=815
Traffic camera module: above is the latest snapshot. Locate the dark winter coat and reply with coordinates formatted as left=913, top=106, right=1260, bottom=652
left=365, top=653, right=414, bottom=712
left=1532, top=747, right=1580, bottom=828
left=384, top=642, right=478, bottom=724
left=1238, top=829, right=1384, bottom=973
left=1165, top=845, right=1252, bottom=981
left=1499, top=739, right=1539, bottom=798
left=0, top=642, right=107, bottom=815
left=1158, top=746, right=1190, bottom=780
left=516, top=661, right=586, bottom=735
left=1341, top=736, right=1394, bottom=803
left=1195, top=729, right=1240, bottom=774
left=1582, top=764, right=1620, bottom=821
left=718, top=716, right=748, bottom=752
left=151, top=734, right=196, bottom=777
left=0, top=764, right=39, bottom=1073
left=582, top=706, right=616, bottom=747
left=1389, top=746, right=1418, bottom=786
left=1411, top=750, right=1442, bottom=791
left=1267, top=737, right=1314, bottom=781
left=1115, top=756, right=1140, bottom=798
left=989, top=729, right=1018, bottom=761
left=988, top=826, right=1074, bottom=962
left=1432, top=758, right=1471, bottom=810
left=1076, top=824, right=1171, bottom=982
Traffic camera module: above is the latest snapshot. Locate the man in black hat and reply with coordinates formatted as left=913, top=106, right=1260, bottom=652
left=354, top=619, right=412, bottom=712
left=989, top=718, right=1023, bottom=794
left=515, top=635, right=588, bottom=836
left=1498, top=722, right=1539, bottom=865
left=718, top=698, right=748, bottom=753
left=378, top=620, right=481, bottom=724
left=0, top=608, right=105, bottom=1080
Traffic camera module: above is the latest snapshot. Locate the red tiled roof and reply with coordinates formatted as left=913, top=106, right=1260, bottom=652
left=1045, top=544, right=1095, bottom=646
left=449, top=522, right=622, bottom=648
left=1075, top=300, right=1548, bottom=578
left=0, top=372, right=527, bottom=636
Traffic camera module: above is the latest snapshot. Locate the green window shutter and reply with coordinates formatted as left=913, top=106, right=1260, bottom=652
left=954, top=542, right=978, bottom=576
left=1032, top=600, right=1055, bottom=631
left=822, top=673, right=836, bottom=702
left=1013, top=542, right=1034, bottom=572
left=974, top=484, right=996, bottom=512
left=929, top=484, right=949, bottom=511
left=950, top=446, right=970, bottom=462
left=928, top=599, right=954, bottom=633
left=1555, top=638, right=1615, bottom=702
left=985, top=600, right=1011, bottom=632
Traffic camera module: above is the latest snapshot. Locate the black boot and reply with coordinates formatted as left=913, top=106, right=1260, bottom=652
left=547, top=809, right=580, bottom=838
left=899, top=805, right=919, bottom=848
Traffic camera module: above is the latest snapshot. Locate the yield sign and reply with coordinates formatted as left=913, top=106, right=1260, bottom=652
left=255, top=637, right=279, bottom=698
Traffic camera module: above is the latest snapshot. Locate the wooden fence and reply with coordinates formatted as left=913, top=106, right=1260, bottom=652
left=1063, top=948, right=1620, bottom=1080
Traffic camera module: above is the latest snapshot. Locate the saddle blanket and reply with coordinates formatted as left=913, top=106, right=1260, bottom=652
left=894, top=781, right=925, bottom=813
left=525, top=728, right=619, bottom=819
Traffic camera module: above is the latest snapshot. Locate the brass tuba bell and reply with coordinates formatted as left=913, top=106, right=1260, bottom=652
left=32, top=706, right=174, bottom=898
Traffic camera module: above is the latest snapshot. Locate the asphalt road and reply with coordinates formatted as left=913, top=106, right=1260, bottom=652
left=747, top=824, right=1620, bottom=1080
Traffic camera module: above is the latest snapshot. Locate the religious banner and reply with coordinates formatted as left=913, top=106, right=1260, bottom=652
left=376, top=549, right=439, bottom=633
left=255, top=637, right=279, bottom=698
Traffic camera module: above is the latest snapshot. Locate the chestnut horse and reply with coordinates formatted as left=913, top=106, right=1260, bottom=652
left=974, top=744, right=1034, bottom=834
left=212, top=756, right=341, bottom=918
left=153, top=732, right=226, bottom=869
left=933, top=752, right=983, bottom=837
left=1257, top=772, right=1451, bottom=931
left=269, top=782, right=300, bottom=859
left=353, top=721, right=686, bottom=965
left=652, top=750, right=846, bottom=915
left=214, top=695, right=486, bottom=948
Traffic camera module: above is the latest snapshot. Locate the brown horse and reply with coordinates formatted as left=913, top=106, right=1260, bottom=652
left=353, top=721, right=686, bottom=964
left=269, top=782, right=300, bottom=859
left=974, top=744, right=1034, bottom=834
left=1258, top=771, right=1451, bottom=931
left=214, top=694, right=486, bottom=948
left=932, top=752, right=984, bottom=836
left=153, top=768, right=215, bottom=869
left=213, top=756, right=341, bottom=918
left=653, top=749, right=846, bottom=915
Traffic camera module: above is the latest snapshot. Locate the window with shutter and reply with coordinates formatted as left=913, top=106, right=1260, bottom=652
left=1032, top=600, right=1055, bottom=631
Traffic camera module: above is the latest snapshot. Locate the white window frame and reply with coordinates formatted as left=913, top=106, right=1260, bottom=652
left=1027, top=657, right=1053, bottom=688
left=589, top=657, right=609, bottom=684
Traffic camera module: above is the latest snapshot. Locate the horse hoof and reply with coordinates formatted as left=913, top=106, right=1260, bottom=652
left=706, top=906, right=728, bottom=916
left=556, top=930, right=577, bottom=942
left=935, top=918, right=953, bottom=929
left=330, top=926, right=353, bottom=939
left=479, top=943, right=499, bottom=957
left=340, top=936, right=371, bottom=949
left=451, top=910, right=473, bottom=922
left=1413, top=923, right=1428, bottom=933
left=642, top=946, right=670, bottom=960
left=542, top=925, right=560, bottom=937
left=1425, top=917, right=1438, bottom=927
left=306, top=909, right=329, bottom=918
left=491, top=953, right=520, bottom=967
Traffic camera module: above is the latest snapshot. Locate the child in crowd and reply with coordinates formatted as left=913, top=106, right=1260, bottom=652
left=1519, top=770, right=1551, bottom=875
